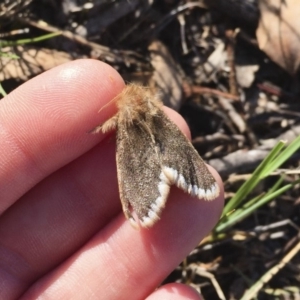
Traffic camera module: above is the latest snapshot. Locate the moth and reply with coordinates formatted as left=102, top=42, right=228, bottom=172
left=92, top=84, right=219, bottom=228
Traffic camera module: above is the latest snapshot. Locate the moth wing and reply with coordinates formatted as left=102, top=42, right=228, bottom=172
left=116, top=122, right=170, bottom=228
left=116, top=111, right=219, bottom=228
left=156, top=111, right=219, bottom=201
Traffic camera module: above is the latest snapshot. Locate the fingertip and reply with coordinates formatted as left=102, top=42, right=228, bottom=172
left=146, top=283, right=202, bottom=300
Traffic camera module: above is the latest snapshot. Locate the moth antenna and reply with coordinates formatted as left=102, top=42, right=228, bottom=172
left=89, top=91, right=122, bottom=134
left=98, top=95, right=119, bottom=113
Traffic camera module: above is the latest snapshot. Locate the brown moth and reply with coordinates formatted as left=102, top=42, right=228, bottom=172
left=92, top=84, right=219, bottom=228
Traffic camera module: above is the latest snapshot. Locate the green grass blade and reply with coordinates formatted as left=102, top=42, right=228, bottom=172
left=0, top=32, right=61, bottom=47
left=222, top=141, right=286, bottom=216
left=0, top=52, right=19, bottom=59
left=0, top=83, right=7, bottom=97
left=261, top=135, right=300, bottom=177
left=216, top=178, right=300, bottom=232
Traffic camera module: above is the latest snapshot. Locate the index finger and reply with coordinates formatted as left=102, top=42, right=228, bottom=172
left=0, top=59, right=124, bottom=213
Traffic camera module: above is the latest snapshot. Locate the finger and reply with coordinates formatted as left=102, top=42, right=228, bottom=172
left=0, top=59, right=124, bottom=213
left=146, top=283, right=202, bottom=300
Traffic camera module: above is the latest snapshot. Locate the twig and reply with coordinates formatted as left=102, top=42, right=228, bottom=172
left=178, top=14, right=188, bottom=54
left=188, top=84, right=240, bottom=100
left=18, top=18, right=147, bottom=65
left=225, top=28, right=239, bottom=96
left=190, top=264, right=226, bottom=300
left=218, top=96, right=246, bottom=133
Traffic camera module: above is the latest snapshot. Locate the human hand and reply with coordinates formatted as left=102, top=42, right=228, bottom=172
left=0, top=59, right=223, bottom=299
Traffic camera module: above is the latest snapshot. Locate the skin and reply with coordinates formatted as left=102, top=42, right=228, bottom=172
left=0, top=59, right=224, bottom=300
